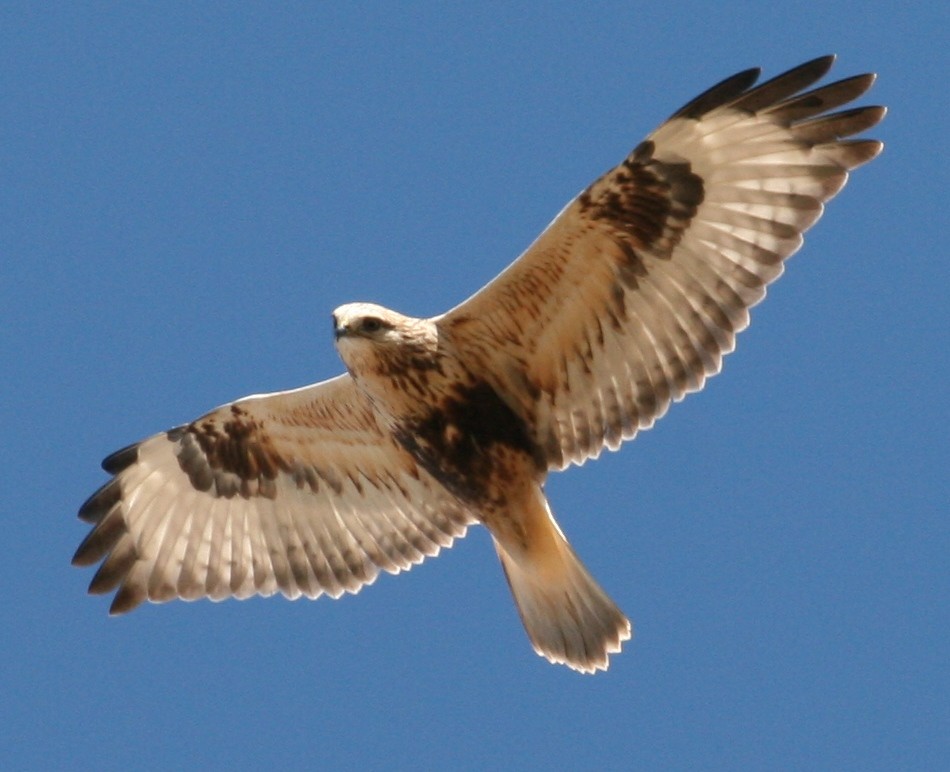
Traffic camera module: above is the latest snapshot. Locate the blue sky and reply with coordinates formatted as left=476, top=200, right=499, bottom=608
left=3, top=3, right=947, bottom=769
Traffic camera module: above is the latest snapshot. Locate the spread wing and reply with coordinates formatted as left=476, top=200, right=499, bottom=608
left=440, top=56, right=884, bottom=470
left=73, top=374, right=476, bottom=614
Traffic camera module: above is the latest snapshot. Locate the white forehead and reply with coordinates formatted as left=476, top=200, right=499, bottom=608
left=333, top=302, right=393, bottom=321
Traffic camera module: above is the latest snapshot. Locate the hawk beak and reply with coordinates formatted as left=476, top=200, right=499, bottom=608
left=332, top=314, right=345, bottom=340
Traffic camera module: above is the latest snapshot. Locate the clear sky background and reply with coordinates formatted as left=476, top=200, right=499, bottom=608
left=3, top=3, right=947, bottom=770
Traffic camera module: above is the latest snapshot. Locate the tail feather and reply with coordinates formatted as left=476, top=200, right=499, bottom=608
left=494, top=525, right=631, bottom=674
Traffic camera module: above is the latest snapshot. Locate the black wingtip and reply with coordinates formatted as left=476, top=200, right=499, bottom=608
left=102, top=442, right=139, bottom=475
left=805, top=53, right=837, bottom=73
left=88, top=547, right=137, bottom=595
left=109, top=583, right=146, bottom=615
left=777, top=54, right=837, bottom=89
left=670, top=66, right=762, bottom=120
left=77, top=478, right=122, bottom=523
left=72, top=517, right=123, bottom=568
left=728, top=55, right=839, bottom=114
left=782, top=54, right=838, bottom=83
left=670, top=56, right=848, bottom=123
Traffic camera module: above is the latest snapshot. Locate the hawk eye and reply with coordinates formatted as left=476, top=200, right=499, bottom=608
left=361, top=317, right=383, bottom=333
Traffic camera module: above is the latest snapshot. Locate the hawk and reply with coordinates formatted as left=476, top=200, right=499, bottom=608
left=73, top=56, right=884, bottom=673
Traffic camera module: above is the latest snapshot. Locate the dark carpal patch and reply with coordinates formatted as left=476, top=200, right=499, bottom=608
left=394, top=380, right=543, bottom=503
left=170, top=407, right=347, bottom=499
left=577, top=140, right=704, bottom=268
left=172, top=406, right=286, bottom=498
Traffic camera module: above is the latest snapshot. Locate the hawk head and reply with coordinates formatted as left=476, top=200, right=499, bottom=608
left=332, top=302, right=406, bottom=343
left=332, top=303, right=442, bottom=399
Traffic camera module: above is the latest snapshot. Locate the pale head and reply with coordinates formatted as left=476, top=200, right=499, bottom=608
left=332, top=302, right=439, bottom=382
left=332, top=302, right=408, bottom=343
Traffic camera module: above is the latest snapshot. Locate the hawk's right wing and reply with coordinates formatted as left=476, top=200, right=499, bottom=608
left=73, top=374, right=476, bottom=614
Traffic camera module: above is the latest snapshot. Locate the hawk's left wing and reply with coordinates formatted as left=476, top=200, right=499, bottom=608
left=440, top=56, right=884, bottom=470
left=73, top=374, right=475, bottom=614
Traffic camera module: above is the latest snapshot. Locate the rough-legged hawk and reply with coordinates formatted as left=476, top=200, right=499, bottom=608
left=74, top=56, right=884, bottom=673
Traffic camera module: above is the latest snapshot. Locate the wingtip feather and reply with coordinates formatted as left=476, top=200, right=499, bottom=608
left=109, top=582, right=146, bottom=615
left=77, top=478, right=122, bottom=524
left=102, top=443, right=139, bottom=474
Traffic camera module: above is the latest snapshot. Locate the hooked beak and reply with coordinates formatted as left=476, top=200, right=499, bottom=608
left=332, top=313, right=346, bottom=340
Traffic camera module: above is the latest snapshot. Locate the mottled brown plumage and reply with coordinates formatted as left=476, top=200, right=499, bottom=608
left=74, top=57, right=884, bottom=673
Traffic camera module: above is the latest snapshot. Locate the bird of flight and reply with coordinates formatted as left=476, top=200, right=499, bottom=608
left=74, top=56, right=884, bottom=673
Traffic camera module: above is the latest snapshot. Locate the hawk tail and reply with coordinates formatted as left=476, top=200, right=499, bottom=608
left=493, top=504, right=631, bottom=673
